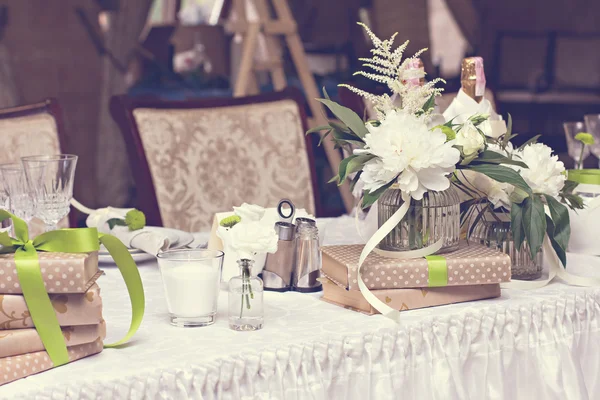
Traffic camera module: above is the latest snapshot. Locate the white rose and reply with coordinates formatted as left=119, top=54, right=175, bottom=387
left=512, top=143, right=565, bottom=197
left=233, top=203, right=266, bottom=222
left=456, top=121, right=485, bottom=156
left=85, top=207, right=131, bottom=233
left=458, top=170, right=513, bottom=209
left=226, top=220, right=278, bottom=261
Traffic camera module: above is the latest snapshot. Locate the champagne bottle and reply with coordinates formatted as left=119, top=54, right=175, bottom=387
left=461, top=57, right=486, bottom=103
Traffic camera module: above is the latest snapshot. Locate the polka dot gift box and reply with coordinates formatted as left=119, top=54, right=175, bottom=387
left=0, top=252, right=101, bottom=295
left=321, top=242, right=511, bottom=291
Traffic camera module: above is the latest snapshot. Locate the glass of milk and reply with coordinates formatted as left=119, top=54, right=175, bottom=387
left=157, top=249, right=224, bottom=327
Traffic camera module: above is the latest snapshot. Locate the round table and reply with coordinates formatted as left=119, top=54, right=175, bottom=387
left=2, top=216, right=600, bottom=399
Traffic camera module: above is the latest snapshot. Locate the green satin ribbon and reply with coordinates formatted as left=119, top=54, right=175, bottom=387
left=0, top=210, right=145, bottom=366
left=567, top=169, right=600, bottom=185
left=425, top=255, right=448, bottom=287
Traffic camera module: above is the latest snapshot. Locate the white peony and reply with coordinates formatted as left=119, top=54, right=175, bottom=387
left=513, top=143, right=565, bottom=197
left=355, top=109, right=460, bottom=200
left=222, top=220, right=278, bottom=261
left=456, top=121, right=485, bottom=156
left=233, top=203, right=265, bottom=222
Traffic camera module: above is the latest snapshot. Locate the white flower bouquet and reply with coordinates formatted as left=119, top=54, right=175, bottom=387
left=309, top=23, right=583, bottom=267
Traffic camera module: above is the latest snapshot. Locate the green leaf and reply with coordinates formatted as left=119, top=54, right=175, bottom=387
left=421, top=94, right=436, bottom=114
left=522, top=195, right=547, bottom=260
left=544, top=195, right=570, bottom=252
left=471, top=150, right=529, bottom=168
left=317, top=99, right=369, bottom=138
left=338, top=154, right=375, bottom=185
left=323, top=87, right=331, bottom=101
left=361, top=180, right=397, bottom=209
left=502, top=113, right=513, bottom=148
left=516, top=134, right=541, bottom=152
left=510, top=201, right=525, bottom=250
left=318, top=129, right=332, bottom=146
left=329, top=120, right=351, bottom=133
left=546, top=216, right=567, bottom=268
left=306, top=125, right=331, bottom=135
left=349, top=171, right=363, bottom=192
left=508, top=186, right=529, bottom=204
left=561, top=193, right=585, bottom=210
left=464, top=164, right=532, bottom=194
left=561, top=179, right=579, bottom=195
left=107, top=218, right=127, bottom=230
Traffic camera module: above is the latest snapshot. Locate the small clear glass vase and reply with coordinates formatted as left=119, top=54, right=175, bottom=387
left=470, top=213, right=543, bottom=280
left=228, top=259, right=264, bottom=331
left=377, top=186, right=461, bottom=253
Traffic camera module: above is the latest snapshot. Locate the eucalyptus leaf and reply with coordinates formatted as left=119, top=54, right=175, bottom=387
left=510, top=201, right=525, bottom=250
left=464, top=164, right=532, bottom=194
left=517, top=134, right=541, bottom=151
left=317, top=99, right=368, bottom=138
left=544, top=195, right=570, bottom=251
left=471, top=150, right=529, bottom=168
left=338, top=154, right=375, bottom=185
left=522, top=195, right=546, bottom=260
left=546, top=216, right=567, bottom=268
left=361, top=180, right=396, bottom=209
left=306, top=125, right=331, bottom=135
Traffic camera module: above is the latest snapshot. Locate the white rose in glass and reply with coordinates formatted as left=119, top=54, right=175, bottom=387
left=512, top=143, right=565, bottom=197
left=456, top=121, right=485, bottom=156
left=233, top=203, right=266, bottom=222
left=354, top=109, right=460, bottom=200
left=227, top=220, right=278, bottom=261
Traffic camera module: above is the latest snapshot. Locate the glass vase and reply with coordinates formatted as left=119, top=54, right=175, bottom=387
left=377, top=186, right=461, bottom=253
left=228, top=259, right=264, bottom=331
left=470, top=213, right=543, bottom=280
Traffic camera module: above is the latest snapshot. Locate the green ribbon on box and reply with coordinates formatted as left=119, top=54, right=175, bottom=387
left=425, top=255, right=448, bottom=287
left=567, top=169, right=600, bottom=185
left=0, top=210, right=145, bottom=367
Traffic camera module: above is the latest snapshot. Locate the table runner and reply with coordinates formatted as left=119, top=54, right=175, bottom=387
left=2, top=216, right=600, bottom=399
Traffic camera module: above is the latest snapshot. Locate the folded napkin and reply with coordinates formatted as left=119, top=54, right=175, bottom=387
left=0, top=321, right=106, bottom=358
left=86, top=207, right=170, bottom=255
left=442, top=89, right=506, bottom=138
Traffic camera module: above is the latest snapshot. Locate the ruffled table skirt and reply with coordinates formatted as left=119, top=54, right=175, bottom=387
left=3, top=218, right=600, bottom=399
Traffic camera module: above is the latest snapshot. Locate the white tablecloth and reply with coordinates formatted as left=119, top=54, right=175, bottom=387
left=2, top=216, right=600, bottom=399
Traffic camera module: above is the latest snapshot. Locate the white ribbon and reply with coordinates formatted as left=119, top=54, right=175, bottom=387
left=357, top=192, right=443, bottom=322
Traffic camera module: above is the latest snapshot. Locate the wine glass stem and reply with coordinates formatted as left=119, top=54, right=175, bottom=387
left=45, top=223, right=58, bottom=232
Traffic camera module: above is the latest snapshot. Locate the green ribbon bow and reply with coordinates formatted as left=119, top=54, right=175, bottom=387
left=0, top=210, right=145, bottom=367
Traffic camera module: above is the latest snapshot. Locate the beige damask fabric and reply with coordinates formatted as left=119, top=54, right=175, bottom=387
left=0, top=112, right=68, bottom=230
left=132, top=99, right=316, bottom=232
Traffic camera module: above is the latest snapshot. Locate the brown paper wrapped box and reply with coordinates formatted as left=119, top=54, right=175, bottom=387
left=0, top=251, right=101, bottom=294
left=322, top=242, right=511, bottom=291
left=0, top=338, right=104, bottom=386
left=0, top=321, right=106, bottom=358
left=321, top=277, right=501, bottom=315
left=0, top=284, right=103, bottom=330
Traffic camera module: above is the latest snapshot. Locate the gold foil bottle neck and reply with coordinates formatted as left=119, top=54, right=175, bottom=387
left=461, top=57, right=486, bottom=103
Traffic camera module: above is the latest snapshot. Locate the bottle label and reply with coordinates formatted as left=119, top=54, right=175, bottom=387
left=474, top=57, right=486, bottom=97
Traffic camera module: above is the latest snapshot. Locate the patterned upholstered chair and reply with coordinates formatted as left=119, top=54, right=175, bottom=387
left=0, top=98, right=72, bottom=230
left=110, top=88, right=321, bottom=232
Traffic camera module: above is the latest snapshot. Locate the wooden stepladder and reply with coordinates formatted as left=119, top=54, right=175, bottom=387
left=225, top=0, right=354, bottom=213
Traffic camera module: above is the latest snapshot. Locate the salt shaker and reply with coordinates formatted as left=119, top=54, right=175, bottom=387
left=263, top=222, right=295, bottom=291
left=292, top=223, right=322, bottom=292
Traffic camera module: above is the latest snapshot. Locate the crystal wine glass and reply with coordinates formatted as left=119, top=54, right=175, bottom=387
left=21, top=154, right=77, bottom=232
left=0, top=163, right=36, bottom=223
left=584, top=114, right=600, bottom=168
left=563, top=121, right=590, bottom=169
